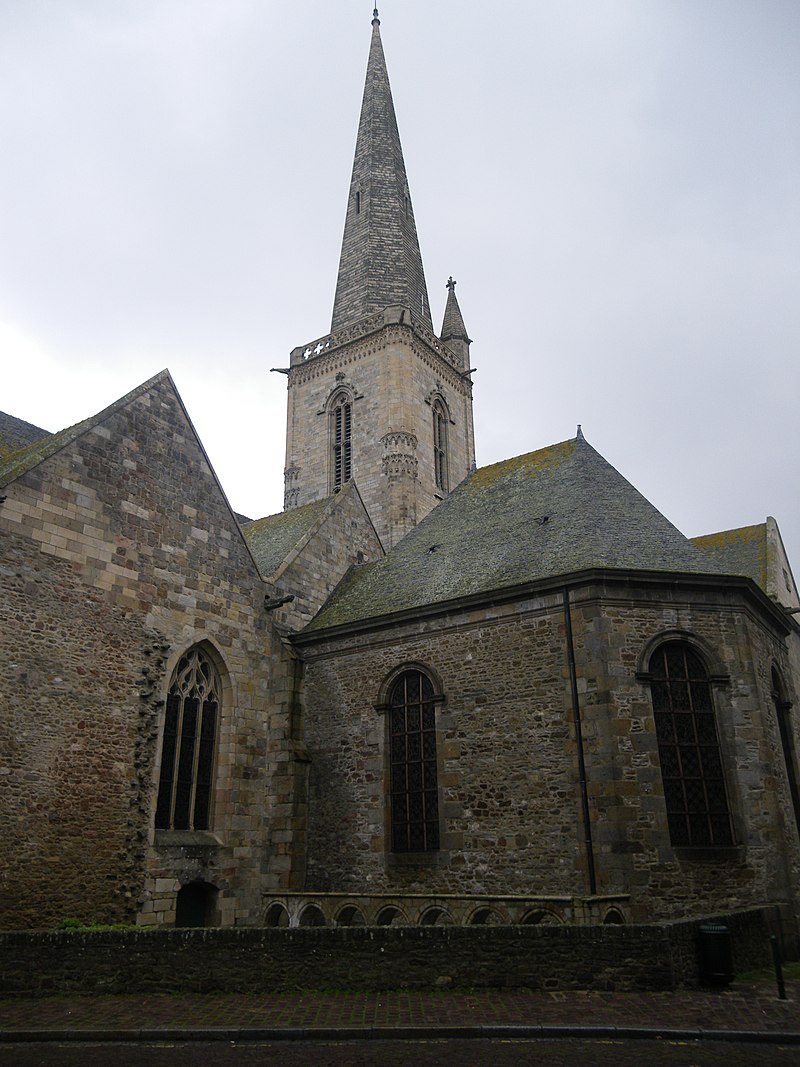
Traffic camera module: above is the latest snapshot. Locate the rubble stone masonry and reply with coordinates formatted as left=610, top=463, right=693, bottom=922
left=296, top=575, right=800, bottom=931
left=0, top=375, right=282, bottom=929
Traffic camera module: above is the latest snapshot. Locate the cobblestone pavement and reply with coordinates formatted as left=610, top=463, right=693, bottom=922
left=2, top=1040, right=800, bottom=1067
left=1, top=975, right=799, bottom=1044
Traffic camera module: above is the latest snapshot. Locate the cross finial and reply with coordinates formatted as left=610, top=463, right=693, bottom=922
left=446, top=276, right=456, bottom=291
left=372, top=7, right=380, bottom=24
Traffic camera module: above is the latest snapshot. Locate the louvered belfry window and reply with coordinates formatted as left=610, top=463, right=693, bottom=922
left=332, top=396, right=352, bottom=490
left=155, top=646, right=220, bottom=831
left=433, top=402, right=448, bottom=491
left=650, top=642, right=733, bottom=847
left=389, top=670, right=440, bottom=852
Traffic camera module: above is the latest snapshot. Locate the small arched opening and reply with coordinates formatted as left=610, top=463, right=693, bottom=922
left=376, top=906, right=406, bottom=927
left=419, top=907, right=451, bottom=926
left=175, top=881, right=218, bottom=928
left=602, top=908, right=626, bottom=925
left=298, top=904, right=327, bottom=927
left=334, top=905, right=366, bottom=927
left=467, top=907, right=504, bottom=927
left=264, top=903, right=290, bottom=928
left=520, top=909, right=561, bottom=926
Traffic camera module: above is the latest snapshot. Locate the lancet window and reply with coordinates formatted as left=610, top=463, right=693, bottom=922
left=649, top=641, right=733, bottom=847
left=155, top=646, right=221, bottom=832
left=388, top=669, right=440, bottom=853
left=331, top=393, right=353, bottom=490
left=432, top=400, right=449, bottom=492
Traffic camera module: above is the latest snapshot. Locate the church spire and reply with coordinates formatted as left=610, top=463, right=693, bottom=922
left=330, top=12, right=433, bottom=333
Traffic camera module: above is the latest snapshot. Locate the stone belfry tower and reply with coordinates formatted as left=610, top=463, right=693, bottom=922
left=282, top=9, right=476, bottom=549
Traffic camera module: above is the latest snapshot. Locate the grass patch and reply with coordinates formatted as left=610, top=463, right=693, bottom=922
left=737, top=961, right=800, bottom=984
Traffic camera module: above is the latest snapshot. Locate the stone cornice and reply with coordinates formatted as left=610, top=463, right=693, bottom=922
left=291, top=568, right=793, bottom=649
left=289, top=309, right=466, bottom=382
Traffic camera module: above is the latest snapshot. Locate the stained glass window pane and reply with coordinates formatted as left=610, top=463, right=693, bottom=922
left=388, top=669, right=440, bottom=853
left=650, top=642, right=733, bottom=847
left=154, top=694, right=180, bottom=829
left=154, top=647, right=220, bottom=832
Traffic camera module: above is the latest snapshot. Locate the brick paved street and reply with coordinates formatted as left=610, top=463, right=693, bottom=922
left=1, top=1040, right=800, bottom=1067
left=1, top=973, right=799, bottom=1045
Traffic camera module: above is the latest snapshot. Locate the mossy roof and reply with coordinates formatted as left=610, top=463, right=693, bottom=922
left=691, top=524, right=768, bottom=591
left=0, top=412, right=50, bottom=460
left=305, top=435, right=728, bottom=632
left=0, top=372, right=170, bottom=488
left=242, top=497, right=333, bottom=579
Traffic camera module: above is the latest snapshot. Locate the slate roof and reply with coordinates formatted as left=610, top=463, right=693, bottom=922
left=0, top=372, right=170, bottom=488
left=305, top=435, right=728, bottom=632
left=330, top=13, right=433, bottom=333
left=0, top=412, right=50, bottom=459
left=691, top=524, right=768, bottom=591
left=242, top=497, right=333, bottom=579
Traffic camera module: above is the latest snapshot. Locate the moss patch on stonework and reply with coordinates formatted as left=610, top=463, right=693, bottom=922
left=0, top=372, right=170, bottom=488
left=306, top=435, right=727, bottom=632
left=0, top=412, right=51, bottom=462
left=243, top=497, right=332, bottom=578
left=691, top=523, right=768, bottom=591
left=467, top=439, right=577, bottom=489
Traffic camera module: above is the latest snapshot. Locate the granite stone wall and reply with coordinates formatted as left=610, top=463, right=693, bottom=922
left=284, top=319, right=474, bottom=548
left=297, top=575, right=800, bottom=930
left=0, top=374, right=282, bottom=929
left=0, top=908, right=777, bottom=997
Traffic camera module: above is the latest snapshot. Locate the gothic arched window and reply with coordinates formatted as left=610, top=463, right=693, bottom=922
left=388, top=669, right=440, bottom=853
left=330, top=393, right=352, bottom=490
left=649, top=641, right=733, bottom=848
left=155, top=646, right=221, bottom=831
left=432, top=400, right=448, bottom=491
left=772, top=667, right=800, bottom=839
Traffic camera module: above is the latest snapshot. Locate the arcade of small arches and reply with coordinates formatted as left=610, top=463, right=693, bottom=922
left=260, top=897, right=629, bottom=929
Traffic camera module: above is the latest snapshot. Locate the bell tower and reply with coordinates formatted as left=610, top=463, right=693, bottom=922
left=282, top=10, right=475, bottom=549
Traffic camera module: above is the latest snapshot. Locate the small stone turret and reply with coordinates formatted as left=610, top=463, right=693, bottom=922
left=440, top=276, right=472, bottom=368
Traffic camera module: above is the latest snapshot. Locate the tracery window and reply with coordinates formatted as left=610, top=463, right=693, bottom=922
left=388, top=669, right=440, bottom=853
left=432, top=400, right=448, bottom=492
left=155, top=646, right=220, bottom=831
left=649, top=641, right=733, bottom=847
left=772, top=668, right=800, bottom=839
left=331, top=393, right=352, bottom=490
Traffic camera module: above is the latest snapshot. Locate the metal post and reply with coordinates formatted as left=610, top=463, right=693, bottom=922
left=771, top=935, right=787, bottom=1000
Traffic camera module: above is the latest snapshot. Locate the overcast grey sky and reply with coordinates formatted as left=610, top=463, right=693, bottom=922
left=1, top=1, right=798, bottom=571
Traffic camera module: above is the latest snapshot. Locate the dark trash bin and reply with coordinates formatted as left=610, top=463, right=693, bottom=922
left=697, top=922, right=734, bottom=986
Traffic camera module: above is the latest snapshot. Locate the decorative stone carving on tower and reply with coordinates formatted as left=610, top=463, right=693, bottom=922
left=284, top=463, right=301, bottom=510
left=281, top=12, right=476, bottom=549
left=381, top=430, right=418, bottom=478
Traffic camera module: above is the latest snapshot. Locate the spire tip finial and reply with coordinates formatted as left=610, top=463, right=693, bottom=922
left=446, top=276, right=456, bottom=291
left=372, top=7, right=380, bottom=25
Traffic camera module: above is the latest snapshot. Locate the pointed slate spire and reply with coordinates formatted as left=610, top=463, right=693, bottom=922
left=440, top=277, right=471, bottom=365
left=331, top=13, right=433, bottom=333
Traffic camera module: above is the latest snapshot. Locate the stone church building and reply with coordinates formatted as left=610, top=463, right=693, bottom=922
left=2, top=12, right=800, bottom=938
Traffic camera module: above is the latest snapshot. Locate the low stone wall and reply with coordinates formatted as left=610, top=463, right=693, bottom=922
left=0, top=908, right=778, bottom=998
